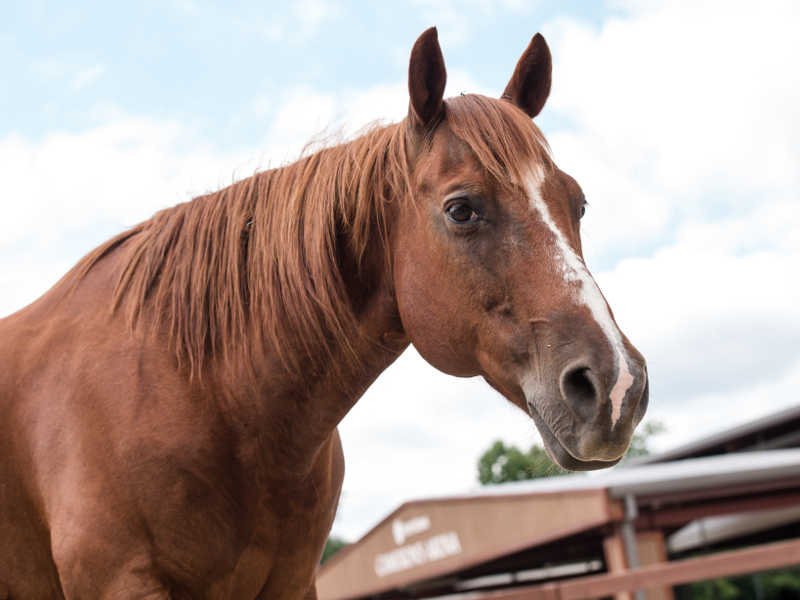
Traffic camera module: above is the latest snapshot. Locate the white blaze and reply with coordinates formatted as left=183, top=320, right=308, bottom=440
left=526, top=168, right=633, bottom=425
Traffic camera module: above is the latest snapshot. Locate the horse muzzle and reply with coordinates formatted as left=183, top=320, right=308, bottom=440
left=522, top=348, right=649, bottom=470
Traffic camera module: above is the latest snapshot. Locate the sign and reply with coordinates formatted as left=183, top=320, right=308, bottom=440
left=374, top=531, right=462, bottom=577
left=392, top=515, right=431, bottom=545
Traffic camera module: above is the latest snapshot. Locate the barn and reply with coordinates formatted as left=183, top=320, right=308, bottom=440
left=318, top=406, right=800, bottom=599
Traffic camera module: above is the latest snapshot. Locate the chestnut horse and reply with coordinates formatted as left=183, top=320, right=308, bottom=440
left=0, top=28, right=647, bottom=599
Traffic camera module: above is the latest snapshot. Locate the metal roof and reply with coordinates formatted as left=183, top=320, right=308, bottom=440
left=449, top=448, right=800, bottom=500
left=319, top=450, right=800, bottom=599
left=668, top=505, right=800, bottom=554
left=630, top=404, right=800, bottom=465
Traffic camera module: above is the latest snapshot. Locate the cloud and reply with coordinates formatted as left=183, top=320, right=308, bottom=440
left=597, top=216, right=800, bottom=403
left=336, top=348, right=539, bottom=540
left=543, top=0, right=800, bottom=262
left=171, top=0, right=201, bottom=16
left=544, top=0, right=800, bottom=456
left=30, top=58, right=108, bottom=93
left=246, top=66, right=485, bottom=164
left=292, top=0, right=338, bottom=33
left=0, top=117, right=260, bottom=317
left=0, top=62, right=485, bottom=316
left=231, top=0, right=342, bottom=44
left=71, top=64, right=106, bottom=92
left=338, top=1, right=800, bottom=539
left=410, top=0, right=535, bottom=46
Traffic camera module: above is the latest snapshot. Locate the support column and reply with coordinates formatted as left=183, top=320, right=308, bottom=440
left=604, top=530, right=634, bottom=600
left=603, top=529, right=674, bottom=600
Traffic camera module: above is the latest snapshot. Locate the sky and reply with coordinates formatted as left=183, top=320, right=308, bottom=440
left=2, top=1, right=799, bottom=542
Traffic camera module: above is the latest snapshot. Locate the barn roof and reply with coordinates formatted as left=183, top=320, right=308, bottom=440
left=630, top=404, right=800, bottom=465
left=318, top=449, right=800, bottom=599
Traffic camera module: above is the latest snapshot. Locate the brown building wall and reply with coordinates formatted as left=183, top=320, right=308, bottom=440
left=318, top=490, right=617, bottom=600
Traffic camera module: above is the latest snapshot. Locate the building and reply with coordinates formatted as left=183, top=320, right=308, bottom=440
left=318, top=407, right=800, bottom=599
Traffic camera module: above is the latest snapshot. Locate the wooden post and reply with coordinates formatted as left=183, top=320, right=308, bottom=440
left=603, top=529, right=634, bottom=600
left=635, top=531, right=674, bottom=600
left=483, top=537, right=800, bottom=600
left=603, top=529, right=674, bottom=600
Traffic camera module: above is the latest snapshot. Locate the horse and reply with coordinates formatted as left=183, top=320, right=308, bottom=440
left=0, top=27, right=648, bottom=599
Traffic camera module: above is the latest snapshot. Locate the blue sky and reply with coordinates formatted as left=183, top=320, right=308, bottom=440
left=2, top=1, right=799, bottom=541
left=3, top=2, right=617, bottom=147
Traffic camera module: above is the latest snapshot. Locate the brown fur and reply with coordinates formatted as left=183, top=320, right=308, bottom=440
left=0, top=28, right=647, bottom=598
left=71, top=94, right=551, bottom=387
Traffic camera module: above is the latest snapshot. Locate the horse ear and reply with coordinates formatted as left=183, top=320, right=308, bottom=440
left=501, top=33, right=552, bottom=119
left=408, top=27, right=447, bottom=131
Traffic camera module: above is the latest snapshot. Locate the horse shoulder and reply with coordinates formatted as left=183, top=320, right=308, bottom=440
left=0, top=312, right=67, bottom=599
left=242, top=427, right=344, bottom=599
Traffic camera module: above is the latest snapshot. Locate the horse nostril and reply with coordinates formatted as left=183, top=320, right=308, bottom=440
left=561, top=365, right=598, bottom=420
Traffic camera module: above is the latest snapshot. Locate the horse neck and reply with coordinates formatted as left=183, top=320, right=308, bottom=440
left=231, top=251, right=409, bottom=477
left=229, top=141, right=411, bottom=468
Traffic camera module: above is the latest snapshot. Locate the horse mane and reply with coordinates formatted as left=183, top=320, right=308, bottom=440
left=73, top=94, right=552, bottom=383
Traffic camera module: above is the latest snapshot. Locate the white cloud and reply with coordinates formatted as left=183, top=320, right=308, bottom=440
left=598, top=214, right=800, bottom=400
left=247, top=67, right=485, bottom=162
left=231, top=0, right=341, bottom=44
left=0, top=119, right=241, bottom=244
left=292, top=0, right=338, bottom=33
left=30, top=58, right=108, bottom=93
left=71, top=64, right=106, bottom=92
left=544, top=0, right=800, bottom=258
left=643, top=357, right=800, bottom=455
left=538, top=0, right=800, bottom=469
left=0, top=62, right=485, bottom=315
left=0, top=117, right=261, bottom=317
left=339, top=1, right=800, bottom=539
left=336, top=348, right=539, bottom=539
left=411, top=0, right=535, bottom=46
left=171, top=0, right=201, bottom=16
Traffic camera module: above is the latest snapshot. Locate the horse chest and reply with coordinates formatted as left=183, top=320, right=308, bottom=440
left=223, top=507, right=329, bottom=598
left=205, top=469, right=340, bottom=597
left=107, top=450, right=332, bottom=597
left=207, top=430, right=345, bottom=596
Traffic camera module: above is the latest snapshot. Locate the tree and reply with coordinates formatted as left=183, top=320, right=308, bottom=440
left=621, top=420, right=666, bottom=461
left=321, top=536, right=348, bottom=564
left=478, top=440, right=566, bottom=485
left=679, top=565, right=800, bottom=599
left=477, top=421, right=666, bottom=485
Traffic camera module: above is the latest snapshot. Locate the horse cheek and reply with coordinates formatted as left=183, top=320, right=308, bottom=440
left=393, top=244, right=480, bottom=378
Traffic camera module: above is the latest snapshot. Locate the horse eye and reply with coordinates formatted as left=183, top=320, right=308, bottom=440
left=446, top=202, right=479, bottom=224
left=579, top=203, right=587, bottom=219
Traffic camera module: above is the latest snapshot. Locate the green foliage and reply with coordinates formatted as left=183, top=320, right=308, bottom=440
left=477, top=440, right=566, bottom=484
left=477, top=421, right=666, bottom=485
left=763, top=567, right=800, bottom=597
left=622, top=420, right=666, bottom=461
left=677, top=567, right=800, bottom=599
left=682, top=577, right=740, bottom=600
left=321, top=536, right=348, bottom=564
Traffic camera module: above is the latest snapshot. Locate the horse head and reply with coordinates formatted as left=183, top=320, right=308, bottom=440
left=393, top=28, right=648, bottom=470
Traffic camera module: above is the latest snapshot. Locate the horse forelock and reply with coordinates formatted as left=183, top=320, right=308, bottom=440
left=443, top=93, right=554, bottom=190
